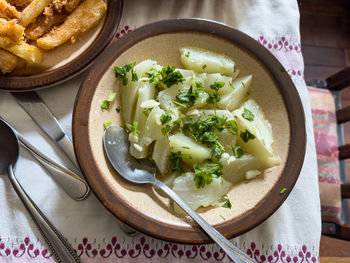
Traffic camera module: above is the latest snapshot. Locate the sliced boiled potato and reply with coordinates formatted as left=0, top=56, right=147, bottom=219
left=120, top=60, right=159, bottom=123
left=168, top=133, right=211, bottom=166
left=218, top=129, right=236, bottom=153
left=152, top=136, right=171, bottom=175
left=180, top=47, right=235, bottom=75
left=233, top=99, right=281, bottom=165
left=130, top=82, right=155, bottom=159
left=203, top=73, right=233, bottom=95
left=142, top=107, right=165, bottom=145
left=217, top=75, right=252, bottom=111
left=221, top=154, right=273, bottom=184
left=158, top=84, right=208, bottom=112
left=172, top=172, right=232, bottom=213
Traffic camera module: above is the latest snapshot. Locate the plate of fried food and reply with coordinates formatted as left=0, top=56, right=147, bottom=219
left=0, top=0, right=123, bottom=90
left=73, top=19, right=306, bottom=243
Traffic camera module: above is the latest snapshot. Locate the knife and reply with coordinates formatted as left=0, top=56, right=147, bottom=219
left=11, top=91, right=80, bottom=174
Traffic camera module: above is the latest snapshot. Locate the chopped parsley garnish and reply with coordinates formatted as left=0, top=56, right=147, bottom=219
left=206, top=81, right=225, bottom=105
left=101, top=92, right=117, bottom=110
left=220, top=195, right=232, bottom=209
left=219, top=215, right=226, bottom=220
left=222, top=200, right=232, bottom=209
left=103, top=121, right=111, bottom=129
left=162, top=119, right=181, bottom=136
left=174, top=81, right=203, bottom=108
left=240, top=129, right=256, bottom=143
left=181, top=115, right=237, bottom=158
left=229, top=82, right=235, bottom=90
left=194, top=161, right=222, bottom=188
left=125, top=121, right=140, bottom=135
left=131, top=69, right=138, bottom=82
left=280, top=188, right=287, bottom=194
left=185, top=51, right=190, bottom=58
left=182, top=146, right=190, bottom=149
left=202, top=64, right=207, bottom=69
left=232, top=145, right=243, bottom=158
left=210, top=81, right=225, bottom=91
left=142, top=108, right=152, bottom=117
left=242, top=108, right=254, bottom=122
left=114, top=62, right=135, bottom=85
left=146, top=65, right=185, bottom=92
left=160, top=111, right=172, bottom=125
left=116, top=106, right=121, bottom=112
left=169, top=151, right=183, bottom=173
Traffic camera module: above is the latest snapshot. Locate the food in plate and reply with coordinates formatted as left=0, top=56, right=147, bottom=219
left=0, top=0, right=107, bottom=74
left=105, top=47, right=281, bottom=213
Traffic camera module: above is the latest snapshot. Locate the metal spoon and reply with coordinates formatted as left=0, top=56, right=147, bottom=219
left=103, top=126, right=256, bottom=263
left=0, top=119, right=80, bottom=263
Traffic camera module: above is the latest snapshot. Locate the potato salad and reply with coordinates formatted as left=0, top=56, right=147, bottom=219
left=106, top=47, right=281, bottom=213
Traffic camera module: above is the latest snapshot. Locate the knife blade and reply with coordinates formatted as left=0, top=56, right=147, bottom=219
left=11, top=91, right=79, bottom=173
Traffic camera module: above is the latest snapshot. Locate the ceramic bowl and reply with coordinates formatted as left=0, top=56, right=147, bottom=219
left=73, top=18, right=306, bottom=243
left=0, top=0, right=123, bottom=91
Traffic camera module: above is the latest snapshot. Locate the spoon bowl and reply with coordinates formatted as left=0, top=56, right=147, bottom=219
left=103, top=125, right=256, bottom=263
left=0, top=118, right=80, bottom=263
left=0, top=120, right=19, bottom=173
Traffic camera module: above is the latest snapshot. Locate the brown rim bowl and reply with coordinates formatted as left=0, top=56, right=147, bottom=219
left=73, top=18, right=306, bottom=244
left=0, top=0, right=123, bottom=91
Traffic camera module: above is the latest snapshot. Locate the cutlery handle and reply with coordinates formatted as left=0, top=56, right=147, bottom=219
left=17, top=134, right=89, bottom=201
left=153, top=179, right=256, bottom=263
left=8, top=165, right=81, bottom=263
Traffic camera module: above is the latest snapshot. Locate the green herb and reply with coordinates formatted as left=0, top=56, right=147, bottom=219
left=206, top=81, right=225, bottom=105
left=169, top=152, right=183, bottom=173
left=206, top=92, right=220, bottom=104
left=280, top=187, right=287, bottom=194
left=210, top=81, right=225, bottom=91
left=240, top=129, right=255, bottom=143
left=202, top=64, right=207, bottom=69
left=147, top=65, right=185, bottom=92
left=232, top=145, right=243, bottom=158
left=220, top=194, right=232, bottom=209
left=183, top=154, right=192, bottom=159
left=103, top=121, right=112, bottom=129
left=242, top=108, right=254, bottom=122
left=162, top=119, right=181, bottom=135
left=114, top=62, right=135, bottom=85
left=172, top=99, right=188, bottom=108
left=131, top=69, right=138, bottom=82
left=125, top=121, right=139, bottom=135
left=229, top=82, right=235, bottom=90
left=185, top=51, right=190, bottom=58
left=222, top=200, right=232, bottom=208
left=142, top=108, right=152, bottom=117
left=160, top=111, right=172, bottom=125
left=182, top=116, right=234, bottom=158
left=182, top=146, right=190, bottom=149
left=174, top=81, right=203, bottom=108
left=101, top=92, right=117, bottom=109
left=194, top=161, right=222, bottom=188
left=219, top=215, right=226, bottom=220
left=101, top=100, right=110, bottom=109
left=115, top=106, right=121, bottom=112
left=224, top=119, right=238, bottom=135
left=241, top=81, right=246, bottom=88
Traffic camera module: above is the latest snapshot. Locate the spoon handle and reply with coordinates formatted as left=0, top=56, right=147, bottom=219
left=152, top=179, right=256, bottom=263
left=17, top=133, right=89, bottom=201
left=8, top=165, right=81, bottom=263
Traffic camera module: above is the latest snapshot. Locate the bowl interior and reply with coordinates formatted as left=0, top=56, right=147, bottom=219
left=87, top=32, right=289, bottom=228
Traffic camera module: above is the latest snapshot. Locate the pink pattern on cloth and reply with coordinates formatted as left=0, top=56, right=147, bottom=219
left=0, top=236, right=319, bottom=263
left=257, top=36, right=304, bottom=80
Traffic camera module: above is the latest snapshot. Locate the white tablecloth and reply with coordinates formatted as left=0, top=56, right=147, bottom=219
left=0, top=0, right=321, bottom=262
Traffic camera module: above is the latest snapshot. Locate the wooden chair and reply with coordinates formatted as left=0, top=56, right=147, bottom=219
left=306, top=67, right=350, bottom=241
